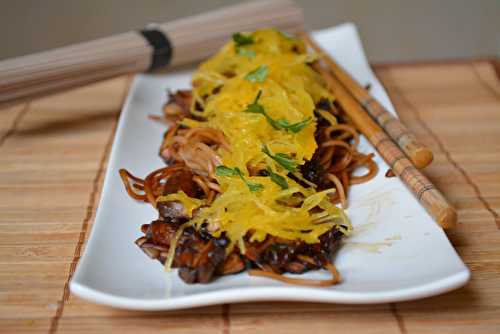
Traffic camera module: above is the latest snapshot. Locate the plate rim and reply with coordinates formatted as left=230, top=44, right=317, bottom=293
left=70, top=270, right=469, bottom=310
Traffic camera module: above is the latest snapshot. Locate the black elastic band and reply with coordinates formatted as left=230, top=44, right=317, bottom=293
left=140, top=27, right=172, bottom=71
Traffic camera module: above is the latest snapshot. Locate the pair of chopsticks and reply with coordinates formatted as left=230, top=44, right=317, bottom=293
left=300, top=33, right=456, bottom=229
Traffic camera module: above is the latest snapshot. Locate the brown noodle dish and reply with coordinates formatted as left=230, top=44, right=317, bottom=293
left=120, top=29, right=378, bottom=286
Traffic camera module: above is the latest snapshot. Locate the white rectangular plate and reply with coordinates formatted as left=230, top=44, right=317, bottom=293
left=71, top=23, right=470, bottom=310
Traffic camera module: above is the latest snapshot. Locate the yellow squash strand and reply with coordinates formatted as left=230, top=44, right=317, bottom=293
left=162, top=29, right=351, bottom=254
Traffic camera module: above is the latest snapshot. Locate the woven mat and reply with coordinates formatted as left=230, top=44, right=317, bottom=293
left=1, top=60, right=499, bottom=334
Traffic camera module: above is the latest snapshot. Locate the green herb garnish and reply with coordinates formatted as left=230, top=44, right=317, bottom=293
left=261, top=145, right=298, bottom=172
left=232, top=32, right=254, bottom=47
left=245, top=91, right=312, bottom=133
left=237, top=47, right=256, bottom=58
left=275, top=29, right=296, bottom=42
left=215, top=165, right=239, bottom=177
left=246, top=181, right=265, bottom=192
left=244, top=65, right=268, bottom=83
left=232, top=33, right=256, bottom=58
left=244, top=90, right=266, bottom=114
left=273, top=117, right=312, bottom=133
left=267, top=167, right=289, bottom=189
left=216, top=165, right=264, bottom=193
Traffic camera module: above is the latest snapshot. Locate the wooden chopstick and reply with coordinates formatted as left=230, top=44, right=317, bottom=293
left=306, top=45, right=456, bottom=228
left=301, top=33, right=433, bottom=169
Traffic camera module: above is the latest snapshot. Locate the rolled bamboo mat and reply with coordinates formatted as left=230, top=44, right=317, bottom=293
left=0, top=60, right=499, bottom=333
left=0, top=0, right=303, bottom=106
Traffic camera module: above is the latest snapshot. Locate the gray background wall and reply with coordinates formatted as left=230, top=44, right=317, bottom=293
left=1, top=0, right=499, bottom=63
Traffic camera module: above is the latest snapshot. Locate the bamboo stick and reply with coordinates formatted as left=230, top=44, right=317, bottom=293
left=310, top=59, right=456, bottom=228
left=301, top=33, right=433, bottom=169
left=0, top=0, right=303, bottom=106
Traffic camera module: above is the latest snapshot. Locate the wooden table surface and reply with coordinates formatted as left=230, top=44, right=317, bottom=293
left=1, top=59, right=499, bottom=334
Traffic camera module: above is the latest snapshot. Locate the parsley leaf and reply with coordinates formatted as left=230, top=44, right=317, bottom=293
left=244, top=65, right=268, bottom=83
left=275, top=29, right=296, bottom=42
left=233, top=33, right=256, bottom=58
left=245, top=90, right=265, bottom=114
left=247, top=182, right=265, bottom=192
left=237, top=47, right=256, bottom=58
left=274, top=117, right=312, bottom=133
left=287, top=118, right=312, bottom=133
left=232, top=32, right=254, bottom=47
left=267, top=167, right=289, bottom=189
left=261, top=145, right=298, bottom=172
left=233, top=167, right=244, bottom=178
left=235, top=167, right=264, bottom=193
left=244, top=91, right=311, bottom=133
left=215, top=165, right=239, bottom=177
left=244, top=91, right=281, bottom=130
left=216, top=165, right=263, bottom=193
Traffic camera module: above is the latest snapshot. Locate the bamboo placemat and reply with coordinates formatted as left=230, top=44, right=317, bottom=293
left=1, top=59, right=499, bottom=334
